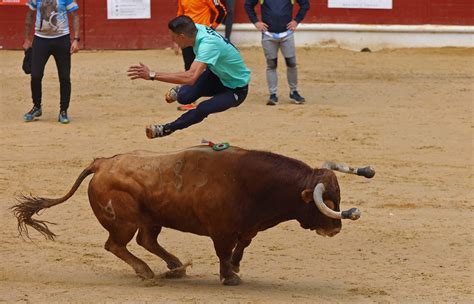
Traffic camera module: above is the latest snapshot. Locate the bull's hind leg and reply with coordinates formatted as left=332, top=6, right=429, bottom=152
left=88, top=187, right=154, bottom=279
left=104, top=227, right=155, bottom=279
left=136, top=226, right=186, bottom=278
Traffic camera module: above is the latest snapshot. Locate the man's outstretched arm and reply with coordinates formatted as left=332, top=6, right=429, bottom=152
left=127, top=61, right=207, bottom=85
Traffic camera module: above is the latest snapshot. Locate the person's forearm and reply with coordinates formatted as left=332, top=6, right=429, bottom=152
left=71, top=13, right=80, bottom=38
left=155, top=70, right=200, bottom=85
left=24, top=10, right=35, bottom=39
left=244, top=0, right=259, bottom=24
left=213, top=0, right=226, bottom=26
left=295, top=0, right=310, bottom=23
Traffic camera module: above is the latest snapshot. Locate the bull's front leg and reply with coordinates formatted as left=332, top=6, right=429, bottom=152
left=212, top=238, right=240, bottom=286
left=231, top=238, right=253, bottom=273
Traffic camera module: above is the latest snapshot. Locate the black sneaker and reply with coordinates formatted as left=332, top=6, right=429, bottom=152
left=266, top=94, right=279, bottom=106
left=146, top=123, right=174, bottom=139
left=289, top=91, right=305, bottom=104
left=23, top=105, right=42, bottom=122
left=58, top=110, right=70, bottom=124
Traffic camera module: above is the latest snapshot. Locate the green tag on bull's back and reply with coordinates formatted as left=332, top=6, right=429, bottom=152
left=212, top=142, right=230, bottom=151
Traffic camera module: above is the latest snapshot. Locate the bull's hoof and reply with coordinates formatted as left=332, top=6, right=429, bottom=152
left=222, top=274, right=241, bottom=286
left=163, top=266, right=186, bottom=279
left=164, top=267, right=186, bottom=279
left=161, top=262, right=191, bottom=279
left=137, top=269, right=155, bottom=280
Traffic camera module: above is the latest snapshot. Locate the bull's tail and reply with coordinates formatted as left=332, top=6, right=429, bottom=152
left=11, top=160, right=101, bottom=240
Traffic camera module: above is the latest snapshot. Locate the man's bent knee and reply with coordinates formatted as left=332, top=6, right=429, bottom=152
left=176, top=86, right=196, bottom=105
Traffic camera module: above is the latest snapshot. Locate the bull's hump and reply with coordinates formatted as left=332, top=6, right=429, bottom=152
left=177, top=145, right=242, bottom=154
left=106, top=146, right=245, bottom=188
left=100, top=146, right=244, bottom=171
left=130, top=145, right=243, bottom=157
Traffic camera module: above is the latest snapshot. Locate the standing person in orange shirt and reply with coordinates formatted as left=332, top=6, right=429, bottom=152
left=174, top=0, right=227, bottom=111
left=176, top=0, right=227, bottom=70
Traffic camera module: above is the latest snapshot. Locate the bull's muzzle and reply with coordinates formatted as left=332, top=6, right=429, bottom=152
left=313, top=183, right=361, bottom=220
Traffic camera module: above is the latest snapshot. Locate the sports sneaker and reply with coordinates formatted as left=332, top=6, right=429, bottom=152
left=145, top=123, right=174, bottom=139
left=177, top=103, right=196, bottom=111
left=289, top=91, right=305, bottom=104
left=23, top=105, right=42, bottom=122
left=165, top=85, right=181, bottom=103
left=58, top=110, right=70, bottom=124
left=266, top=94, right=278, bottom=106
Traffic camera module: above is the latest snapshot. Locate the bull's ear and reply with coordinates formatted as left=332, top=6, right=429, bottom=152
left=301, top=189, right=313, bottom=204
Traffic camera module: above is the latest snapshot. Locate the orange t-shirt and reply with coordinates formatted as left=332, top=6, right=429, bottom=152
left=177, top=0, right=227, bottom=29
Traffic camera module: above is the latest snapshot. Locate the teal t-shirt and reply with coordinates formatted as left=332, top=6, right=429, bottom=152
left=193, top=24, right=251, bottom=89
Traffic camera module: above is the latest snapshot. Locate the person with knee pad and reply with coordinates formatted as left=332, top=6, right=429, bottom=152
left=245, top=0, right=309, bottom=105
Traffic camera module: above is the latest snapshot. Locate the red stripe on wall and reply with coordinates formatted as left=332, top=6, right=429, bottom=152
left=0, top=0, right=472, bottom=49
left=0, top=0, right=28, bottom=5
left=83, top=0, right=176, bottom=49
left=234, top=0, right=474, bottom=25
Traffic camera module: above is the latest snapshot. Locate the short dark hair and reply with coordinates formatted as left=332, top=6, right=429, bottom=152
left=168, top=15, right=197, bottom=37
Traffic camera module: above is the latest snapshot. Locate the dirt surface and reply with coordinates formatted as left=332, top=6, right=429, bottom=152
left=0, top=47, right=473, bottom=303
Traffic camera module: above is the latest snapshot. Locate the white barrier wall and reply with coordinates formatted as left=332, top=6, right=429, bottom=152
left=219, top=24, right=474, bottom=50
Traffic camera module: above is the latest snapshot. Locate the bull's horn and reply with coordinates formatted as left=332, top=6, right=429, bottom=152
left=313, top=183, right=361, bottom=220
left=322, top=161, right=375, bottom=179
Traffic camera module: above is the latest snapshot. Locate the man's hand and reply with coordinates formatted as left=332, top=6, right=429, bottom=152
left=254, top=21, right=268, bottom=32
left=70, top=40, right=80, bottom=54
left=287, top=20, right=299, bottom=31
left=22, top=38, right=31, bottom=50
left=127, top=62, right=152, bottom=80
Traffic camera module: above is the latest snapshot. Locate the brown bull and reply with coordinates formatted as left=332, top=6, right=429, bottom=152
left=12, top=145, right=374, bottom=285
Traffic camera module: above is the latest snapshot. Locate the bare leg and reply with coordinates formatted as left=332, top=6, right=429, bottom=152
left=213, top=238, right=240, bottom=285
left=104, top=230, right=154, bottom=279
left=231, top=238, right=253, bottom=273
left=136, top=226, right=186, bottom=278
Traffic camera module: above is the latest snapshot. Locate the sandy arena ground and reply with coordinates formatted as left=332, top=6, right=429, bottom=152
left=0, top=47, right=472, bottom=303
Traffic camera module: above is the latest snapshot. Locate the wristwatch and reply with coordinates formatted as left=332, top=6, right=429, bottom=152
left=149, top=71, right=156, bottom=81
left=74, top=37, right=80, bottom=42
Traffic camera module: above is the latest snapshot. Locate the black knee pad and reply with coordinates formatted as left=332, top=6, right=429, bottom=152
left=285, top=56, right=296, bottom=68
left=267, top=58, right=277, bottom=69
